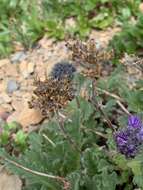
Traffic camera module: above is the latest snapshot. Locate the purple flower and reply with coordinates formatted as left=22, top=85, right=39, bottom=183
left=137, top=128, right=143, bottom=141
left=115, top=131, right=127, bottom=146
left=128, top=115, right=142, bottom=129
left=115, top=115, right=143, bottom=158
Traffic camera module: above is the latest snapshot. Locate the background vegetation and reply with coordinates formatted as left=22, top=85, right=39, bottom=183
left=0, top=1, right=143, bottom=190
left=0, top=0, right=141, bottom=57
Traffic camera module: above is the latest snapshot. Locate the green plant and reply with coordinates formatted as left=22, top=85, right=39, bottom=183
left=0, top=65, right=143, bottom=189
left=110, top=13, right=143, bottom=56
left=0, top=0, right=141, bottom=57
left=0, top=121, right=28, bottom=151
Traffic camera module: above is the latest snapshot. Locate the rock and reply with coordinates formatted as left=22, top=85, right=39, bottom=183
left=11, top=99, right=23, bottom=111
left=1, top=93, right=12, bottom=103
left=19, top=61, right=29, bottom=79
left=4, top=64, right=19, bottom=77
left=27, top=62, right=35, bottom=74
left=0, top=59, right=9, bottom=68
left=38, top=36, right=54, bottom=49
left=18, top=107, right=43, bottom=128
left=11, top=51, right=27, bottom=64
left=0, top=167, right=22, bottom=190
left=0, top=81, right=6, bottom=93
left=7, top=80, right=19, bottom=93
left=1, top=104, right=13, bottom=112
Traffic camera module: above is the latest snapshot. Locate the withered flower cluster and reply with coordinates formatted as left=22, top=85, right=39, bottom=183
left=66, top=39, right=114, bottom=78
left=29, top=77, right=75, bottom=117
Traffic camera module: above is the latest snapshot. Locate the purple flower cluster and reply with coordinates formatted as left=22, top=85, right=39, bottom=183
left=115, top=115, right=143, bottom=158
left=51, top=62, right=76, bottom=80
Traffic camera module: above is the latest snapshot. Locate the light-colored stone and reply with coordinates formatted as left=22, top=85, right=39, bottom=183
left=4, top=64, right=19, bottom=77
left=7, top=80, right=19, bottom=93
left=1, top=93, right=12, bottom=103
left=38, top=36, right=54, bottom=49
left=0, top=81, right=6, bottom=93
left=11, top=99, right=23, bottom=111
left=27, top=62, right=35, bottom=74
left=11, top=51, right=27, bottom=64
left=19, top=61, right=29, bottom=79
left=1, top=104, right=13, bottom=112
left=0, top=59, right=9, bottom=68
left=18, top=107, right=43, bottom=127
left=0, top=167, right=22, bottom=190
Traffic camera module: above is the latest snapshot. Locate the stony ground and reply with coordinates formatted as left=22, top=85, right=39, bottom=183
left=0, top=27, right=120, bottom=189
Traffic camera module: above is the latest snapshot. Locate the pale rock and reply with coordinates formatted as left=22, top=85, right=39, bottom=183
left=0, top=81, right=6, bottom=93
left=11, top=51, right=27, bottom=64
left=7, top=80, right=19, bottom=93
left=0, top=59, right=9, bottom=68
left=1, top=93, right=12, bottom=103
left=0, top=167, right=22, bottom=190
left=27, top=62, right=35, bottom=74
left=35, top=65, right=46, bottom=81
left=11, top=99, right=23, bottom=111
left=19, top=61, right=29, bottom=78
left=1, top=104, right=13, bottom=112
left=38, top=36, right=54, bottom=49
left=18, top=107, right=43, bottom=127
left=4, top=64, right=19, bottom=77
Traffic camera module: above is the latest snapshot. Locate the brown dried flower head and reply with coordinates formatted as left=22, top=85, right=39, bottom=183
left=29, top=77, right=75, bottom=117
left=66, top=39, right=114, bottom=78
left=66, top=39, right=113, bottom=67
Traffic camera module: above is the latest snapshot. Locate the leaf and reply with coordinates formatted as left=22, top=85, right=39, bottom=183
left=14, top=130, right=27, bottom=145
left=112, top=154, right=128, bottom=170
left=127, top=160, right=142, bottom=176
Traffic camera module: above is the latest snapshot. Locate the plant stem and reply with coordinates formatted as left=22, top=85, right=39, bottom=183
left=4, top=158, right=71, bottom=190
left=91, top=80, right=114, bottom=131
left=42, top=134, right=56, bottom=147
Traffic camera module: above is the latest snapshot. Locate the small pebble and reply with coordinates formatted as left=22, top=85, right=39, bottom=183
left=7, top=80, right=19, bottom=93
left=11, top=51, right=27, bottom=64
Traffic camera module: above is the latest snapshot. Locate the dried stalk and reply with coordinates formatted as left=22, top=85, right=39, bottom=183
left=96, top=87, right=130, bottom=115
left=91, top=80, right=114, bottom=131
left=4, top=158, right=70, bottom=190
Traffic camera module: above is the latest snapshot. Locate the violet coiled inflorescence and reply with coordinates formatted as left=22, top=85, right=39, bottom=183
left=115, top=115, right=143, bottom=158
left=51, top=62, right=76, bottom=80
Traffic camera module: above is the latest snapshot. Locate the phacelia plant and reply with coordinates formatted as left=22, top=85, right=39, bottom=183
left=115, top=115, right=143, bottom=158
left=51, top=62, right=76, bottom=80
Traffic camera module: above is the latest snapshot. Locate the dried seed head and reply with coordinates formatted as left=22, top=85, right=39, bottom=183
left=29, top=77, right=75, bottom=117
left=66, top=39, right=114, bottom=68
left=66, top=39, right=114, bottom=78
